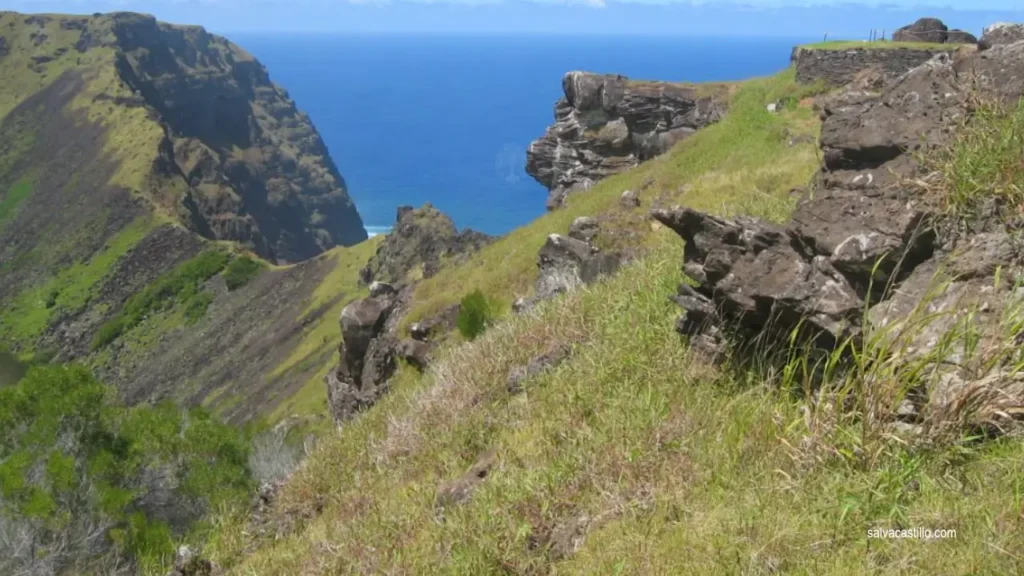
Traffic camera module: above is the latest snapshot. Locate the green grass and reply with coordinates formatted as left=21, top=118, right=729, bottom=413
left=800, top=40, right=964, bottom=50
left=923, top=96, right=1024, bottom=219
left=0, top=218, right=153, bottom=349
left=223, top=256, right=265, bottom=291
left=200, top=66, right=1024, bottom=575
left=92, top=248, right=229, bottom=350
left=209, top=233, right=1024, bottom=575
left=0, top=179, right=33, bottom=229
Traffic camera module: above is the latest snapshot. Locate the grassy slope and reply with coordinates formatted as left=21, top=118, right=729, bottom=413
left=206, top=66, right=1024, bottom=574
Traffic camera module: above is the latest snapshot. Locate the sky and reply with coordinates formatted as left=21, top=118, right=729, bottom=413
left=4, top=0, right=1023, bottom=36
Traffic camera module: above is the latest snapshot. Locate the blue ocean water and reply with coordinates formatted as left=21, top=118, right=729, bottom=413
left=233, top=34, right=813, bottom=236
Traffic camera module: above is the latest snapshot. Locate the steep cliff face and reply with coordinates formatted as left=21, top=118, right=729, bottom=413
left=526, top=71, right=726, bottom=210
left=0, top=11, right=368, bottom=420
left=0, top=11, right=366, bottom=269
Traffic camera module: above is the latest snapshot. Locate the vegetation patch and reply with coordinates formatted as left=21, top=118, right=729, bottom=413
left=0, top=364, right=253, bottom=575
left=223, top=256, right=266, bottom=291
left=457, top=289, right=494, bottom=341
left=925, top=96, right=1024, bottom=220
left=92, top=249, right=229, bottom=350
left=0, top=178, right=32, bottom=229
left=0, top=218, right=153, bottom=349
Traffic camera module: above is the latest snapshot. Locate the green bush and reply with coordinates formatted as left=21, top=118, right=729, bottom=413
left=457, top=289, right=493, bottom=341
left=223, top=256, right=265, bottom=291
left=0, top=365, right=253, bottom=573
left=92, top=249, right=228, bottom=350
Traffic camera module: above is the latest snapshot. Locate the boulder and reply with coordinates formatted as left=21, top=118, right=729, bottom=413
left=819, top=53, right=966, bottom=190
left=978, top=22, right=1024, bottom=50
left=435, top=449, right=498, bottom=510
left=327, top=289, right=403, bottom=422
left=506, top=342, right=574, bottom=394
left=166, top=546, right=220, bottom=576
left=945, top=30, right=978, bottom=44
left=526, top=71, right=725, bottom=209
left=360, top=204, right=493, bottom=285
left=568, top=216, right=600, bottom=243
left=620, top=189, right=640, bottom=208
left=536, top=234, right=621, bottom=301
left=397, top=338, right=431, bottom=371
left=892, top=17, right=949, bottom=43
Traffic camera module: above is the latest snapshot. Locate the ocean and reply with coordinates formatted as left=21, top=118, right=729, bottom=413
left=232, top=34, right=813, bottom=236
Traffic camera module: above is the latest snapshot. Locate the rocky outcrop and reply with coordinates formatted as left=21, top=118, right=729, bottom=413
left=326, top=282, right=404, bottom=422
left=360, top=204, right=493, bottom=286
left=793, top=46, right=956, bottom=87
left=893, top=17, right=977, bottom=45
left=514, top=229, right=622, bottom=313
left=979, top=22, right=1024, bottom=50
left=526, top=72, right=725, bottom=210
left=657, top=47, right=1024, bottom=425
left=435, top=449, right=497, bottom=510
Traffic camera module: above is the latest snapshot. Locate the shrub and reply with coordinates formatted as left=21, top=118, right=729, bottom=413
left=457, top=289, right=493, bottom=340
left=223, top=256, right=265, bottom=291
left=0, top=365, right=253, bottom=573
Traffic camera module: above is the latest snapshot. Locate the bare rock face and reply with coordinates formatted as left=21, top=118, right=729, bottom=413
left=326, top=285, right=403, bottom=422
left=526, top=71, right=725, bottom=210
left=104, top=12, right=367, bottom=262
left=978, top=22, right=1024, bottom=50
left=657, top=46, right=1024, bottom=423
left=892, top=17, right=977, bottom=44
left=360, top=204, right=493, bottom=286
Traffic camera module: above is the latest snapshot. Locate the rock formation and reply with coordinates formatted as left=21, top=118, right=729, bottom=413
left=360, top=204, right=493, bottom=286
left=793, top=46, right=958, bottom=87
left=326, top=282, right=404, bottom=422
left=979, top=22, right=1024, bottom=50
left=656, top=44, right=1024, bottom=423
left=514, top=226, right=623, bottom=314
left=892, top=17, right=977, bottom=44
left=526, top=71, right=725, bottom=210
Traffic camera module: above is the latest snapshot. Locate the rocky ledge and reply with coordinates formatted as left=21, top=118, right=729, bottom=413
left=655, top=38, right=1024, bottom=427
left=526, top=71, right=725, bottom=210
left=360, top=204, right=493, bottom=286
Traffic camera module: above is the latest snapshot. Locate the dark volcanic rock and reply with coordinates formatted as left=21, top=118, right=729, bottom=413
left=536, top=234, right=621, bottom=300
left=526, top=71, right=725, bottom=210
left=657, top=45, right=1024, bottom=425
left=793, top=47, right=957, bottom=87
left=978, top=22, right=1024, bottom=50
left=818, top=53, right=966, bottom=189
left=327, top=290, right=402, bottom=422
left=506, top=342, right=574, bottom=394
left=893, top=17, right=949, bottom=43
left=945, top=30, right=979, bottom=44
left=361, top=204, right=494, bottom=286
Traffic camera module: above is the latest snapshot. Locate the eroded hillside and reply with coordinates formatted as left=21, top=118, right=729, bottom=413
left=0, top=11, right=369, bottom=420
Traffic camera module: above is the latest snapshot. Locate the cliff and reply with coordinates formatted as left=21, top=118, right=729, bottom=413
left=0, top=11, right=366, bottom=268
left=0, top=11, right=368, bottom=421
left=526, top=71, right=727, bottom=210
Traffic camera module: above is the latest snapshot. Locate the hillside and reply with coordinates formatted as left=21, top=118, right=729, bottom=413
left=0, top=11, right=375, bottom=420
left=200, top=32, right=1024, bottom=575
